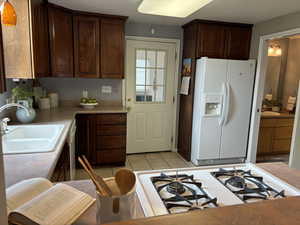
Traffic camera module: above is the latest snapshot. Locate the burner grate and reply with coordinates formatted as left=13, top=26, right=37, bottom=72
left=151, top=172, right=218, bottom=214
left=211, top=168, right=286, bottom=203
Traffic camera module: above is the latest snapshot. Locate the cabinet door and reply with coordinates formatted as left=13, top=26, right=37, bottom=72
left=51, top=143, right=70, bottom=182
left=73, top=15, right=100, bottom=78
left=31, top=0, right=50, bottom=77
left=100, top=18, right=125, bottom=79
left=48, top=5, right=74, bottom=77
left=225, top=26, right=252, bottom=60
left=0, top=25, right=6, bottom=93
left=257, top=127, right=273, bottom=155
left=76, top=114, right=97, bottom=165
left=197, top=24, right=226, bottom=58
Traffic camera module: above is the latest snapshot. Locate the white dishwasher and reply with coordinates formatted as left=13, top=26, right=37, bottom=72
left=68, top=121, right=76, bottom=180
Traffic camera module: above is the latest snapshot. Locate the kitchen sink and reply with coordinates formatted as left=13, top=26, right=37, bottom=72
left=2, top=124, right=65, bottom=154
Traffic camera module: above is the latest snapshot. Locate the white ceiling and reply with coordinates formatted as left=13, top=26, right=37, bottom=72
left=49, top=0, right=300, bottom=26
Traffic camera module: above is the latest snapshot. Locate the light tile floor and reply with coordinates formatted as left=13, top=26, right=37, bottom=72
left=75, top=151, right=194, bottom=180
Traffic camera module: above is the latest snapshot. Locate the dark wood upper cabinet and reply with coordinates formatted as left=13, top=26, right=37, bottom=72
left=197, top=23, right=226, bottom=58
left=73, top=15, right=100, bottom=78
left=195, top=21, right=253, bottom=60
left=31, top=0, right=50, bottom=77
left=225, top=26, right=252, bottom=60
left=47, top=3, right=127, bottom=79
left=100, top=18, right=125, bottom=79
left=48, top=5, right=74, bottom=77
left=0, top=25, right=6, bottom=93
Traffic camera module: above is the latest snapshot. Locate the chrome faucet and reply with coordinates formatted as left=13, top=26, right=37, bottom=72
left=0, top=103, right=30, bottom=134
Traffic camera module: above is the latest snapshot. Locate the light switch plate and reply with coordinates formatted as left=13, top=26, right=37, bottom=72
left=101, top=85, right=112, bottom=94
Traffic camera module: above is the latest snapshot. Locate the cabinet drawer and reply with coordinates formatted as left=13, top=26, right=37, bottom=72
left=275, top=119, right=294, bottom=127
left=97, top=125, right=126, bottom=136
left=97, top=149, right=126, bottom=164
left=274, top=127, right=293, bottom=139
left=260, top=119, right=276, bottom=128
left=96, top=135, right=126, bottom=149
left=273, top=139, right=291, bottom=153
left=96, top=114, right=126, bottom=125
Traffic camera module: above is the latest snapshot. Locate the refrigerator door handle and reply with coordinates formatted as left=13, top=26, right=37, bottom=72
left=223, top=82, right=231, bottom=125
left=219, top=82, right=227, bottom=126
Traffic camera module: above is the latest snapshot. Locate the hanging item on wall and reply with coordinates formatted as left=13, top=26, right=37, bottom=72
left=180, top=76, right=190, bottom=95
left=182, top=58, right=192, bottom=76
left=268, top=44, right=282, bottom=57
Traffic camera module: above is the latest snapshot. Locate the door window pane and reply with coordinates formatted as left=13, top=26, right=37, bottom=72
left=146, top=69, right=156, bottom=86
left=136, top=86, right=145, bottom=102
left=136, top=68, right=146, bottom=85
left=145, top=86, right=154, bottom=102
left=136, top=50, right=146, bottom=67
left=146, top=50, right=156, bottom=68
left=156, top=69, right=165, bottom=85
left=135, top=49, right=167, bottom=103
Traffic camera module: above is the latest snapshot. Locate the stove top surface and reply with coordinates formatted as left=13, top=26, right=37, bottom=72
left=135, top=163, right=300, bottom=217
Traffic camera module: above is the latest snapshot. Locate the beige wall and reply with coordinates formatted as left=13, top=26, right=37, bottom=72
left=282, top=38, right=300, bottom=107
left=250, top=11, right=300, bottom=59
left=264, top=39, right=289, bottom=100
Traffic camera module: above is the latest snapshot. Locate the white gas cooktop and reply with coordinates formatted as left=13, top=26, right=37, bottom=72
left=135, top=163, right=300, bottom=217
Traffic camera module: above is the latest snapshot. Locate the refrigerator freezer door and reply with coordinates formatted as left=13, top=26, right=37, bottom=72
left=219, top=60, right=255, bottom=159
left=191, top=58, right=228, bottom=163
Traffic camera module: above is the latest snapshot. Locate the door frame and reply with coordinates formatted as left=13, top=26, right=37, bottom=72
left=247, top=27, right=300, bottom=165
left=123, top=36, right=181, bottom=152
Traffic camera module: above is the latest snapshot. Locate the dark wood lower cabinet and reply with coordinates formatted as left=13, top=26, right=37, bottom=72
left=257, top=117, right=294, bottom=156
left=51, top=143, right=70, bottom=182
left=76, top=113, right=127, bottom=166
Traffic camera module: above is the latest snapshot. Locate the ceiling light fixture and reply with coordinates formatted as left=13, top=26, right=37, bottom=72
left=0, top=0, right=17, bottom=26
left=138, top=0, right=213, bottom=18
left=268, top=44, right=282, bottom=57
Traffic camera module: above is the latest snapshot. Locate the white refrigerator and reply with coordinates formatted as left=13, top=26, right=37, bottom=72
left=191, top=57, right=256, bottom=166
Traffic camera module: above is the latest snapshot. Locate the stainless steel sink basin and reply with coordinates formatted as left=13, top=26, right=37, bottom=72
left=2, top=124, right=65, bottom=154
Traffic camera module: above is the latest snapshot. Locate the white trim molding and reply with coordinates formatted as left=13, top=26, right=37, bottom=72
left=247, top=27, right=300, bottom=164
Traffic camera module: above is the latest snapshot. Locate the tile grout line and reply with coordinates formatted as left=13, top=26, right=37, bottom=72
left=144, top=156, right=154, bottom=170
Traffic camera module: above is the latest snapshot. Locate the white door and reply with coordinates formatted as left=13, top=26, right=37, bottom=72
left=126, top=39, right=176, bottom=154
left=219, top=60, right=255, bottom=159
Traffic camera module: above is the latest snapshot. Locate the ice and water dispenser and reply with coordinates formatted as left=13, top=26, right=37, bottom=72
left=203, top=95, right=222, bottom=116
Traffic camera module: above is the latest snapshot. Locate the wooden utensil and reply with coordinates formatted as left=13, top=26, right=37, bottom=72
left=78, top=157, right=105, bottom=196
left=82, top=155, right=112, bottom=196
left=115, top=168, right=136, bottom=194
left=112, top=168, right=136, bottom=213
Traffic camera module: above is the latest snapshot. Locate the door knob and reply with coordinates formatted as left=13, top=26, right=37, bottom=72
left=127, top=98, right=131, bottom=102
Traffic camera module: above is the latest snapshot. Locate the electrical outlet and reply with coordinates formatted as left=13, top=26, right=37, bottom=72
left=101, top=85, right=112, bottom=94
